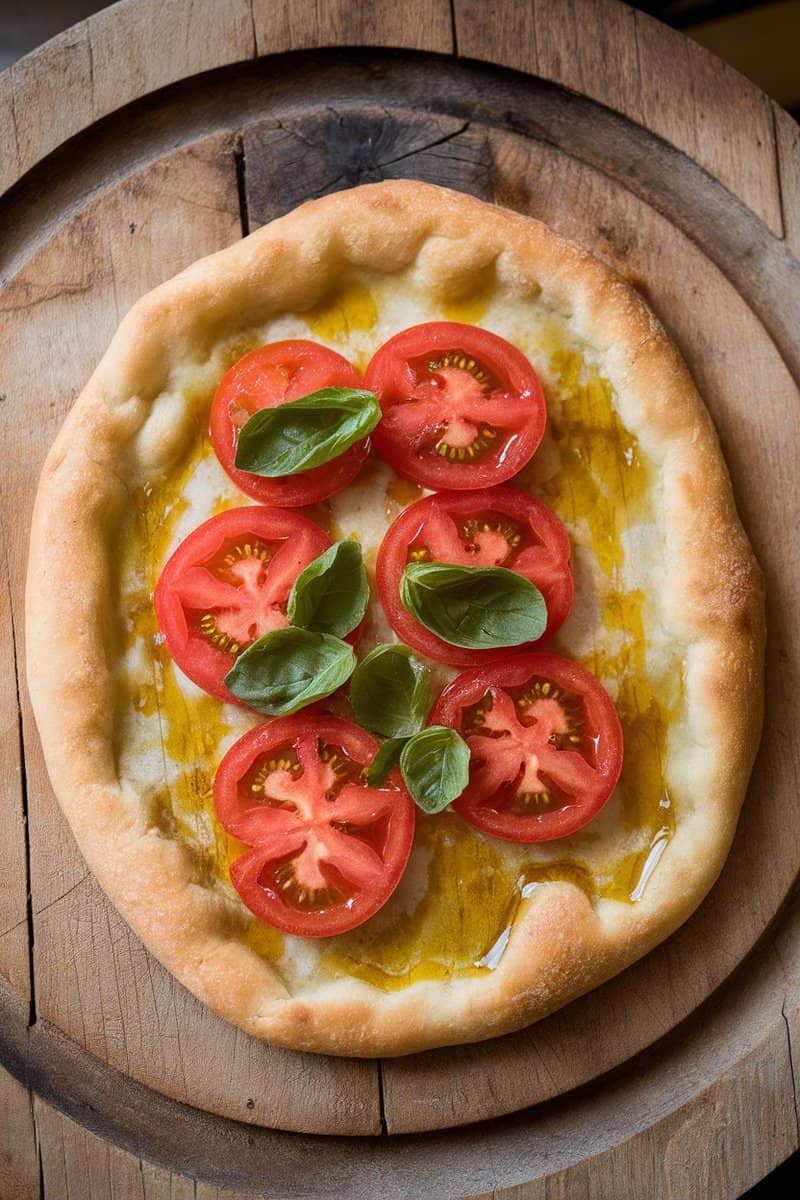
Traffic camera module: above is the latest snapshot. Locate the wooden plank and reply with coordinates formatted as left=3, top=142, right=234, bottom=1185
left=381, top=123, right=800, bottom=1131
left=35, top=1095, right=196, bottom=1200
left=0, top=558, right=30, bottom=1000
left=774, top=103, right=800, bottom=258
left=33, top=872, right=379, bottom=1134
left=252, top=0, right=453, bottom=55
left=0, top=132, right=379, bottom=1136
left=557, top=1026, right=796, bottom=1199
left=452, top=0, right=783, bottom=235
left=0, top=1066, right=40, bottom=1200
left=631, top=6, right=782, bottom=237
left=533, top=0, right=643, bottom=119
left=8, top=24, right=94, bottom=180
left=87, top=0, right=255, bottom=122
left=478, top=1028, right=796, bottom=1199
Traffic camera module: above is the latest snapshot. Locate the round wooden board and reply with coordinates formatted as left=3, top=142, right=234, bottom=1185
left=2, top=1, right=800, bottom=1197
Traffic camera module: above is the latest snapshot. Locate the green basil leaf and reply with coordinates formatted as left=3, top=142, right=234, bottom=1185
left=365, top=737, right=407, bottom=787
left=350, top=643, right=431, bottom=738
left=399, top=726, right=471, bottom=814
left=287, top=540, right=368, bottom=638
left=400, top=562, right=547, bottom=650
left=224, top=628, right=355, bottom=715
left=234, top=387, right=380, bottom=477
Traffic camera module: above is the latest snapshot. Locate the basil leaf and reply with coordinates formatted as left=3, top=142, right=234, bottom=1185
left=400, top=726, right=471, bottom=814
left=350, top=644, right=431, bottom=738
left=365, top=737, right=406, bottom=787
left=224, top=628, right=355, bottom=715
left=234, top=387, right=380, bottom=477
left=400, top=562, right=547, bottom=649
left=287, top=540, right=368, bottom=638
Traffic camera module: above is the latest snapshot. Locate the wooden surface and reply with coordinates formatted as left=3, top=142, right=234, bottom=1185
left=1, top=0, right=799, bottom=1196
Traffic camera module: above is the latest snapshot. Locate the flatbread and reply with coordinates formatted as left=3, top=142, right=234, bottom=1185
left=26, top=181, right=764, bottom=1056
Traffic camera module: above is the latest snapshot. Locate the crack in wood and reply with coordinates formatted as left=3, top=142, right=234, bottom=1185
left=0, top=280, right=100, bottom=315
left=34, top=1100, right=45, bottom=1200
left=247, top=0, right=258, bottom=61
left=233, top=133, right=250, bottom=236
left=32, top=876, right=90, bottom=921
left=0, top=530, right=36, bottom=1028
left=0, top=917, right=29, bottom=941
left=783, top=1002, right=800, bottom=1143
left=449, top=0, right=459, bottom=58
left=375, top=118, right=471, bottom=168
left=772, top=101, right=788, bottom=244
left=376, top=1058, right=387, bottom=1137
left=86, top=22, right=96, bottom=117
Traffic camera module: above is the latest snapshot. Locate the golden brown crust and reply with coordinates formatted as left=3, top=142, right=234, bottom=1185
left=26, top=181, right=764, bottom=1056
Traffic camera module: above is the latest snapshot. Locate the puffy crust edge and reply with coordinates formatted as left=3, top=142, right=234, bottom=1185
left=26, top=181, right=764, bottom=1056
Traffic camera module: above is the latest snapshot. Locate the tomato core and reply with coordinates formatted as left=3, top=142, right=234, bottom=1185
left=214, top=716, right=416, bottom=936
left=431, top=653, right=623, bottom=841
left=365, top=322, right=547, bottom=489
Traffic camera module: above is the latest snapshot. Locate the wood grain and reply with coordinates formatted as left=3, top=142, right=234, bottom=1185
left=241, top=106, right=492, bottom=228
left=87, top=0, right=255, bottom=123
left=632, top=7, right=782, bottom=236
left=8, top=23, right=94, bottom=179
left=251, top=0, right=453, bottom=55
left=453, top=0, right=783, bottom=235
left=34, top=1095, right=198, bottom=1200
left=0, top=1066, right=39, bottom=1200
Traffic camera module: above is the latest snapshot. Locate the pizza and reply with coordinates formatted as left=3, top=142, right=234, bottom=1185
left=26, top=181, right=764, bottom=1056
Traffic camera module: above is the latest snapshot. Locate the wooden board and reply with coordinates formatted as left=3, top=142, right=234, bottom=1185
left=1, top=0, right=799, bottom=1195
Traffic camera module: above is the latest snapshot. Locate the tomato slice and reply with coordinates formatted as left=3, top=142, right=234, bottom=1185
left=430, top=653, right=623, bottom=842
left=155, top=507, right=330, bottom=704
left=364, top=322, right=546, bottom=489
left=377, top=487, right=573, bottom=666
left=210, top=340, right=366, bottom=506
left=214, top=715, right=416, bottom=936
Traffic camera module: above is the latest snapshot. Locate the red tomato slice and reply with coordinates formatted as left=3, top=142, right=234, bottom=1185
left=364, top=322, right=546, bottom=489
left=430, top=653, right=623, bottom=842
left=155, top=507, right=330, bottom=704
left=377, top=487, right=574, bottom=666
left=210, top=340, right=366, bottom=506
left=214, top=715, right=416, bottom=936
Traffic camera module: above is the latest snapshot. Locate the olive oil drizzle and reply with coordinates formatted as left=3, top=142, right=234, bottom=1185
left=117, top=292, right=681, bottom=991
